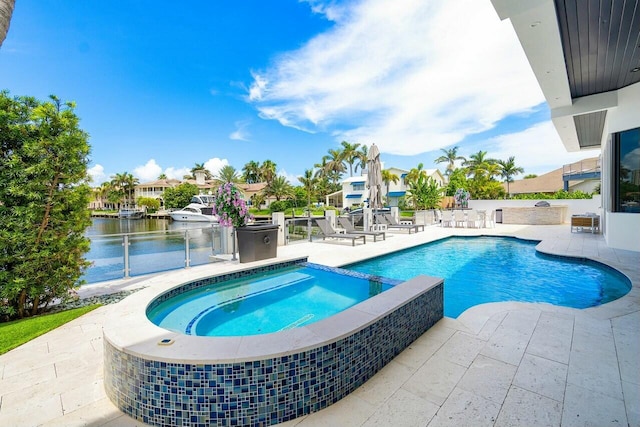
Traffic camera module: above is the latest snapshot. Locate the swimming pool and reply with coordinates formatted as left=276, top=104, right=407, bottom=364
left=345, top=236, right=631, bottom=317
left=146, top=263, right=399, bottom=336
left=105, top=258, right=443, bottom=427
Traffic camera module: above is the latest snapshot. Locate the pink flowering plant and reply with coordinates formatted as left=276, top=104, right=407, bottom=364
left=454, top=188, right=470, bottom=206
left=211, top=183, right=253, bottom=228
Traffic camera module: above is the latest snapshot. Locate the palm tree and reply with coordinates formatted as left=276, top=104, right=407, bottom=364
left=0, top=0, right=15, bottom=48
left=110, top=172, right=138, bottom=206
left=190, top=162, right=212, bottom=180
left=483, top=162, right=502, bottom=181
left=354, top=145, right=369, bottom=175
left=405, top=163, right=427, bottom=184
left=381, top=169, right=400, bottom=205
left=260, top=160, right=277, bottom=185
left=498, top=156, right=525, bottom=196
left=250, top=192, right=266, bottom=208
left=242, top=160, right=261, bottom=183
left=157, top=173, right=168, bottom=180
left=298, top=169, right=318, bottom=209
left=214, top=165, right=241, bottom=184
left=463, top=150, right=496, bottom=180
left=434, top=146, right=466, bottom=176
left=263, top=175, right=293, bottom=201
left=322, top=148, right=346, bottom=186
left=340, top=141, right=363, bottom=177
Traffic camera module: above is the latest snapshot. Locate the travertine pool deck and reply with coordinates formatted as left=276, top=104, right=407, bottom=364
left=0, top=224, right=638, bottom=426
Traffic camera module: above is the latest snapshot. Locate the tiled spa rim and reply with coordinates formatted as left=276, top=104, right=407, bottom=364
left=103, top=259, right=444, bottom=427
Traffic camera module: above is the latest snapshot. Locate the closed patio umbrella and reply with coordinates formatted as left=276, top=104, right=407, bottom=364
left=367, top=144, right=383, bottom=214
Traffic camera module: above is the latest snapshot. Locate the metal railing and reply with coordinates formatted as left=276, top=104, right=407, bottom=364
left=85, top=224, right=225, bottom=283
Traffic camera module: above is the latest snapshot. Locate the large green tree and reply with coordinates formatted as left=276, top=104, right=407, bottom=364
left=405, top=174, right=443, bottom=210
left=163, top=182, right=199, bottom=209
left=0, top=92, right=92, bottom=320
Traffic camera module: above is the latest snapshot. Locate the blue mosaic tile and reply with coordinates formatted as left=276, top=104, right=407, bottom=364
left=106, top=278, right=443, bottom=427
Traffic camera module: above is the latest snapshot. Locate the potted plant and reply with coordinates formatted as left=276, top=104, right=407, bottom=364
left=211, top=182, right=253, bottom=229
left=454, top=188, right=470, bottom=208
left=212, top=183, right=278, bottom=263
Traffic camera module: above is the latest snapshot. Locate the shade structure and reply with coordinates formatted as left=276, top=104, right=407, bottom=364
left=367, top=144, right=383, bottom=210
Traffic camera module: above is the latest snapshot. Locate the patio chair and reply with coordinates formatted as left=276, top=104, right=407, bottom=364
left=337, top=216, right=386, bottom=242
left=453, top=210, right=466, bottom=228
left=434, top=209, right=443, bottom=225
left=486, top=210, right=495, bottom=228
left=315, top=218, right=366, bottom=246
left=441, top=210, right=453, bottom=227
left=466, top=210, right=480, bottom=228
left=382, top=213, right=424, bottom=233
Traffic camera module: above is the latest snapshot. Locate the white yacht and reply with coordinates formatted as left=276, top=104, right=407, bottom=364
left=169, top=195, right=218, bottom=223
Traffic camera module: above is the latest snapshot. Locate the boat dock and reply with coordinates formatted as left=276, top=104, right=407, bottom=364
left=90, top=211, right=172, bottom=220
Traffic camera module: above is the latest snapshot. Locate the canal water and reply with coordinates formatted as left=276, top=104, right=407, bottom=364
left=84, top=218, right=220, bottom=284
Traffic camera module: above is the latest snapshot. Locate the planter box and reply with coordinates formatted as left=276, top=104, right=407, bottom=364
left=236, top=224, right=278, bottom=263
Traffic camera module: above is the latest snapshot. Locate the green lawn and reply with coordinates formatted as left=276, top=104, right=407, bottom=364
left=0, top=304, right=101, bottom=355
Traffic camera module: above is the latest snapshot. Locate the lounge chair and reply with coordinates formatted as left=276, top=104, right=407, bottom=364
left=315, top=218, right=366, bottom=246
left=337, top=216, right=385, bottom=242
left=453, top=210, right=466, bottom=227
left=381, top=213, right=424, bottom=233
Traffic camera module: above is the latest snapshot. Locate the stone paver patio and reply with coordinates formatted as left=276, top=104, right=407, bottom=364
left=0, top=224, right=638, bottom=426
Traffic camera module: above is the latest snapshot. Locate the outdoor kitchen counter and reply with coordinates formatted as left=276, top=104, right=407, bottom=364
left=501, top=205, right=568, bottom=225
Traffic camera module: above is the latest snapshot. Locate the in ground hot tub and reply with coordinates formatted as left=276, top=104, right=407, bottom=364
left=103, top=258, right=443, bottom=427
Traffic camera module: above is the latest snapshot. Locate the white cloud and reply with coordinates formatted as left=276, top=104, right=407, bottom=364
left=249, top=0, right=544, bottom=156
left=204, top=158, right=230, bottom=177
left=88, top=164, right=106, bottom=185
left=278, top=168, right=299, bottom=185
left=164, top=166, right=191, bottom=180
left=229, top=121, right=251, bottom=141
left=134, top=159, right=163, bottom=182
left=488, top=121, right=600, bottom=176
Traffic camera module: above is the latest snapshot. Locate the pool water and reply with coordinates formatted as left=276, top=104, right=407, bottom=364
left=147, top=264, right=396, bottom=336
left=345, top=236, right=631, bottom=318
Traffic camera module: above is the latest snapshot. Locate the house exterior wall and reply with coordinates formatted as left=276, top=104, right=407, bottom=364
left=601, top=82, right=640, bottom=252
left=341, top=168, right=445, bottom=208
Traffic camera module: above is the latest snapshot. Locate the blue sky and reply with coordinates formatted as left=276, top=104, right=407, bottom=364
left=0, top=0, right=596, bottom=186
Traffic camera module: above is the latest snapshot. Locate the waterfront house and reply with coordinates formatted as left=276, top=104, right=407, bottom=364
left=133, top=179, right=182, bottom=208
left=505, top=157, right=600, bottom=197
left=336, top=167, right=445, bottom=209
left=492, top=0, right=640, bottom=252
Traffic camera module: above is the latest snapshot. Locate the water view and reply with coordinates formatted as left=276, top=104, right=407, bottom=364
left=84, top=218, right=221, bottom=284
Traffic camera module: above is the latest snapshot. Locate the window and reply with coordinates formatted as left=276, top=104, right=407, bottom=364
left=352, top=183, right=365, bottom=191
left=614, top=127, right=640, bottom=213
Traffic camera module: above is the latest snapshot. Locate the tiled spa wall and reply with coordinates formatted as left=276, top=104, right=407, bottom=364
left=105, top=270, right=443, bottom=427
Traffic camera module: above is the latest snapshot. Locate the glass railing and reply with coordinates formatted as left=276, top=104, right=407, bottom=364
left=284, top=217, right=325, bottom=244
left=84, top=224, right=224, bottom=283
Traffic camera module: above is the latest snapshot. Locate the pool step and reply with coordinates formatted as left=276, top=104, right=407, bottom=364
left=155, top=272, right=315, bottom=333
